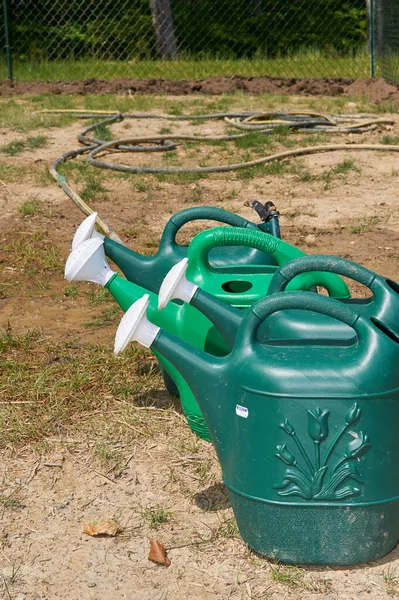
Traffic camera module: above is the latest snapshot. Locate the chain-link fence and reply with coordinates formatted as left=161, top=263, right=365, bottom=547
left=376, top=0, right=399, bottom=83
left=0, top=0, right=395, bottom=83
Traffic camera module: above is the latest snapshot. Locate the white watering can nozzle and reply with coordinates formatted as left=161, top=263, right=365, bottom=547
left=158, top=258, right=198, bottom=310
left=64, top=238, right=116, bottom=286
left=72, top=212, right=104, bottom=250
left=114, top=294, right=160, bottom=352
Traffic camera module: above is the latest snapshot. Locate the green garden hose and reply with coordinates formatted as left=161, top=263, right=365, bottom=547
left=46, top=110, right=397, bottom=238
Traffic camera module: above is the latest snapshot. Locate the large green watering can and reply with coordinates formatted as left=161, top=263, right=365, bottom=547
left=72, top=205, right=281, bottom=294
left=159, top=255, right=399, bottom=347
left=66, top=230, right=349, bottom=441
left=116, top=291, right=399, bottom=565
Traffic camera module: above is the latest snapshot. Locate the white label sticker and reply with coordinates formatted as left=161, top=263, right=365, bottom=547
left=236, top=405, right=249, bottom=419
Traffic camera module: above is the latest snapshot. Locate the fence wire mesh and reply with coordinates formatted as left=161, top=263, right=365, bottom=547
left=0, top=0, right=391, bottom=83
left=377, top=0, right=399, bottom=83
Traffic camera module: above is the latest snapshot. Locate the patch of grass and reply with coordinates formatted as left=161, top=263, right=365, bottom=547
left=142, top=505, right=171, bottom=529
left=381, top=135, right=399, bottom=146
left=162, top=149, right=181, bottom=166
left=34, top=278, right=50, bottom=291
left=233, top=131, right=275, bottom=151
left=26, top=135, right=47, bottom=150
left=2, top=232, right=62, bottom=274
left=0, top=494, right=23, bottom=511
left=0, top=327, right=166, bottom=447
left=217, top=517, right=239, bottom=539
left=159, top=126, right=172, bottom=135
left=85, top=288, right=111, bottom=306
left=19, top=198, right=40, bottom=217
left=83, top=305, right=120, bottom=327
left=92, top=122, right=113, bottom=141
left=133, top=177, right=155, bottom=193
left=0, top=164, right=27, bottom=183
left=0, top=139, right=25, bottom=156
left=5, top=51, right=370, bottom=82
left=346, top=215, right=380, bottom=234
left=270, top=563, right=332, bottom=593
left=80, top=172, right=109, bottom=203
left=290, top=163, right=315, bottom=182
left=154, top=171, right=207, bottom=184
left=63, top=284, right=79, bottom=299
left=320, top=159, right=359, bottom=190
left=237, top=160, right=289, bottom=180
left=383, top=566, right=399, bottom=596
left=270, top=564, right=305, bottom=587
left=0, top=135, right=47, bottom=156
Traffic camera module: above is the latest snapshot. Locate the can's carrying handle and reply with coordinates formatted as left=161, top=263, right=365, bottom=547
left=187, top=227, right=350, bottom=298
left=240, top=291, right=362, bottom=348
left=160, top=207, right=257, bottom=249
left=268, top=255, right=377, bottom=296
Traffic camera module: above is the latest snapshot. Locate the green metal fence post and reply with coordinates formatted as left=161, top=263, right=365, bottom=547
left=370, top=0, right=375, bottom=77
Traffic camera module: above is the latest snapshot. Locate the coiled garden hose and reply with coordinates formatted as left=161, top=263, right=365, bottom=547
left=45, top=110, right=398, bottom=238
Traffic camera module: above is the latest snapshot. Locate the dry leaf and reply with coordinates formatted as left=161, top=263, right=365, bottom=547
left=83, top=519, right=124, bottom=537
left=148, top=539, right=171, bottom=567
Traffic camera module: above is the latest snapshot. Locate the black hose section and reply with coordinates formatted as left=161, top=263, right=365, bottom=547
left=48, top=109, right=397, bottom=238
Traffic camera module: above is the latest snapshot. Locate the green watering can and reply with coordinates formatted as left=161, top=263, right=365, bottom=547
left=159, top=255, right=399, bottom=347
left=72, top=205, right=281, bottom=295
left=66, top=230, right=348, bottom=441
left=116, top=291, right=399, bottom=566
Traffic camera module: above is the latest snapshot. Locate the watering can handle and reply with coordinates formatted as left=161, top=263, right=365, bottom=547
left=161, top=207, right=256, bottom=248
left=242, top=291, right=362, bottom=346
left=187, top=227, right=350, bottom=298
left=268, top=255, right=377, bottom=296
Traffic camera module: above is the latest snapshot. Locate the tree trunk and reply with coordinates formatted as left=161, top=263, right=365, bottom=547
left=149, top=0, right=177, bottom=60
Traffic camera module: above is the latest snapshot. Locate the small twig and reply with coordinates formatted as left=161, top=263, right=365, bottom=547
left=26, top=458, right=42, bottom=484
left=173, top=410, right=188, bottom=424
left=0, top=179, right=7, bottom=188
left=0, top=400, right=45, bottom=405
left=165, top=535, right=215, bottom=551
left=117, top=420, right=152, bottom=438
left=2, top=578, right=11, bottom=600
left=123, top=451, right=136, bottom=469
left=174, top=468, right=202, bottom=482
left=79, top=497, right=97, bottom=511
left=66, top=449, right=117, bottom=485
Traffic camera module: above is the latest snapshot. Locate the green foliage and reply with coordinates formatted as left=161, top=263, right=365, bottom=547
left=9, top=0, right=366, bottom=64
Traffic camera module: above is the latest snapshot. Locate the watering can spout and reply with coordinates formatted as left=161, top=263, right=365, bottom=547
left=64, top=237, right=116, bottom=286
left=71, top=212, right=156, bottom=284
left=115, top=296, right=224, bottom=394
left=72, top=212, right=104, bottom=249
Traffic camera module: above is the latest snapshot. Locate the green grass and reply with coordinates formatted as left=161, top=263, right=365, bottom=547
left=0, top=328, right=167, bottom=447
left=79, top=172, right=109, bottom=203
left=91, top=121, right=113, bottom=141
left=2, top=232, right=62, bottom=275
left=383, top=566, right=399, bottom=596
left=19, top=198, right=41, bottom=217
left=83, top=305, right=120, bottom=328
left=4, top=51, right=370, bottom=82
left=346, top=215, right=380, bottom=234
left=142, top=505, right=171, bottom=529
left=0, top=135, right=47, bottom=156
left=320, top=159, right=359, bottom=190
left=381, top=135, right=399, bottom=145
left=270, top=563, right=333, bottom=593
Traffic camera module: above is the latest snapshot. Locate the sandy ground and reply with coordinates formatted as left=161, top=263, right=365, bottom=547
left=1, top=93, right=399, bottom=599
